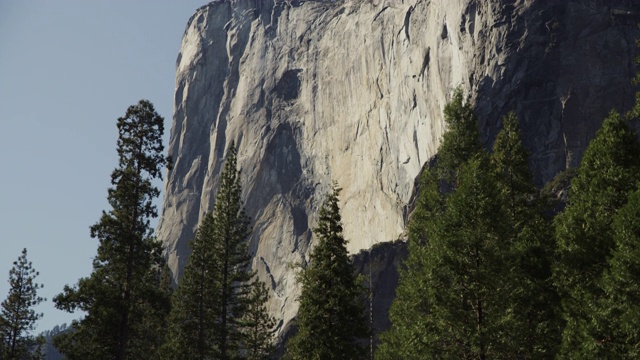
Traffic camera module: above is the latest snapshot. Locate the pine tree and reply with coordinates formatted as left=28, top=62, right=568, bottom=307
left=423, top=156, right=516, bottom=358
left=437, top=88, right=483, bottom=181
left=0, top=248, right=45, bottom=360
left=375, top=166, right=441, bottom=360
left=163, top=213, right=220, bottom=360
left=377, top=88, right=483, bottom=359
left=53, top=100, right=171, bottom=360
left=598, top=188, right=640, bottom=357
left=554, top=110, right=640, bottom=357
left=285, top=184, right=369, bottom=360
left=164, top=142, right=254, bottom=360
left=210, top=142, right=253, bottom=360
left=491, top=113, right=561, bottom=357
left=242, top=280, right=276, bottom=360
left=379, top=99, right=564, bottom=358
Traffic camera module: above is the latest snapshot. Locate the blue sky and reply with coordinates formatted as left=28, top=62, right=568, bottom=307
left=0, top=0, right=210, bottom=333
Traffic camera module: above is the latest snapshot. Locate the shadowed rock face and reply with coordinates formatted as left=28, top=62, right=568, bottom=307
left=158, top=0, right=640, bottom=340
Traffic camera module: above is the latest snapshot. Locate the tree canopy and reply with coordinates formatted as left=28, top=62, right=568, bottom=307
left=53, top=100, right=171, bottom=360
left=164, top=142, right=274, bottom=360
left=0, top=248, right=45, bottom=360
left=285, top=183, right=369, bottom=360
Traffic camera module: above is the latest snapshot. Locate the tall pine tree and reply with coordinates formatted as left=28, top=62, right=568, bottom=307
left=0, top=248, right=45, bottom=360
left=423, top=155, right=515, bottom=358
left=53, top=100, right=171, bottom=360
left=379, top=98, right=558, bottom=358
left=554, top=110, right=640, bottom=357
left=378, top=88, right=484, bottom=359
left=285, top=184, right=369, bottom=360
left=163, top=213, right=220, bottom=359
left=597, top=188, right=640, bottom=357
left=491, top=113, right=561, bottom=357
left=209, top=142, right=254, bottom=359
left=164, top=142, right=261, bottom=360
left=241, top=280, right=276, bottom=360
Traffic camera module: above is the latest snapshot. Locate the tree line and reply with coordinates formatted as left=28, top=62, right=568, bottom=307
left=377, top=89, right=640, bottom=359
left=0, top=99, right=367, bottom=359
left=3, top=86, right=640, bottom=358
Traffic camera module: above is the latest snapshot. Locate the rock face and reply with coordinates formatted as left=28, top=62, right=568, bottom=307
left=158, top=0, right=640, bottom=339
left=351, top=241, right=409, bottom=346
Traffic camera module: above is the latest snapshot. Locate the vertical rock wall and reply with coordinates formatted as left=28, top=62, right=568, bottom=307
left=158, top=0, right=640, bottom=338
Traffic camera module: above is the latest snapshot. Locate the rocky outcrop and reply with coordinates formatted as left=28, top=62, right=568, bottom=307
left=352, top=241, right=409, bottom=344
left=158, top=0, right=640, bottom=339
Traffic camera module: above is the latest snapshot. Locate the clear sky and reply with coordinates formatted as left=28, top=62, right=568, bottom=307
left=0, top=0, right=211, bottom=333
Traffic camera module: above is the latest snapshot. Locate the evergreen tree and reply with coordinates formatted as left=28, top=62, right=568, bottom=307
left=0, top=248, right=45, bottom=360
left=554, top=110, right=640, bottom=357
left=420, top=156, right=516, bottom=358
left=241, top=280, right=276, bottom=360
left=164, top=142, right=254, bottom=360
left=53, top=100, right=171, bottom=360
left=437, top=88, right=483, bottom=181
left=491, top=113, right=561, bottom=357
left=375, top=166, right=441, bottom=360
left=379, top=100, right=560, bottom=358
left=163, top=213, right=220, bottom=360
left=377, top=88, right=484, bottom=359
left=209, top=142, right=253, bottom=360
left=596, top=187, right=640, bottom=357
left=285, top=184, right=369, bottom=360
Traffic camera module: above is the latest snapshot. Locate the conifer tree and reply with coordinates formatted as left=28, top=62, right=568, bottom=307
left=422, top=155, right=514, bottom=358
left=0, top=248, right=45, bottom=360
left=438, top=88, right=484, bottom=181
left=379, top=98, right=557, bottom=359
left=375, top=166, right=441, bottom=360
left=285, top=184, right=369, bottom=360
left=598, top=188, right=640, bottom=357
left=378, top=88, right=483, bottom=359
left=163, top=213, right=219, bottom=360
left=164, top=142, right=256, bottom=360
left=242, top=280, right=276, bottom=360
left=554, top=110, right=640, bottom=357
left=210, top=142, right=253, bottom=359
left=53, top=100, right=171, bottom=360
left=491, top=113, right=561, bottom=357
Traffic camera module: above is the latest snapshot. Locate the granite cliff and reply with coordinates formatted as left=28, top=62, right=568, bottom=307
left=157, top=0, right=640, bottom=339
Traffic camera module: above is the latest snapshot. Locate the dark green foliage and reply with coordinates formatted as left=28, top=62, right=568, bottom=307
left=492, top=112, right=536, bottom=216
left=437, top=88, right=483, bottom=181
left=53, top=100, right=171, bottom=360
left=0, top=248, right=45, bottom=360
left=380, top=155, right=518, bottom=359
left=164, top=142, right=258, bottom=360
left=242, top=280, right=276, bottom=360
left=597, top=188, right=640, bottom=357
left=209, top=142, right=254, bottom=360
left=376, top=167, right=439, bottom=360
left=379, top=104, right=562, bottom=358
left=163, top=213, right=220, bottom=360
left=285, top=184, right=369, bottom=360
left=378, top=90, right=486, bottom=359
left=554, top=110, right=640, bottom=357
left=425, top=156, right=514, bottom=358
left=491, top=113, right=561, bottom=357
